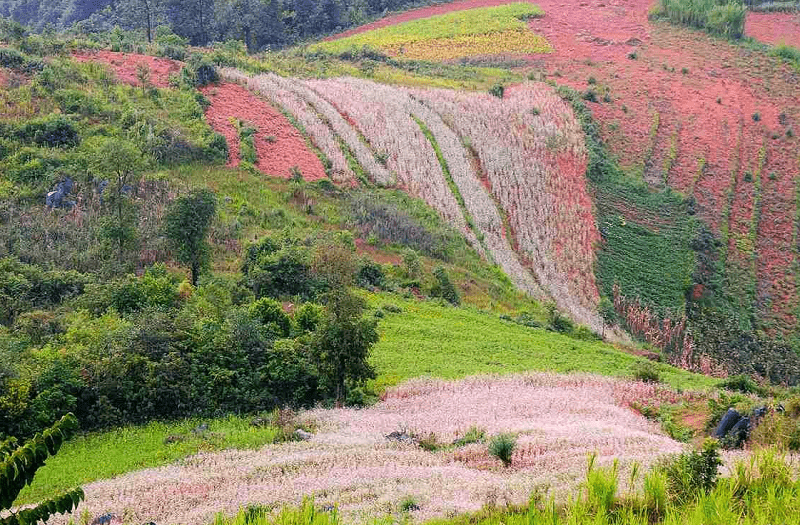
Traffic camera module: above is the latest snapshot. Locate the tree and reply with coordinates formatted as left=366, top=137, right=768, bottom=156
left=163, top=189, right=217, bottom=286
left=115, top=0, right=165, bottom=42
left=312, top=289, right=378, bottom=406
left=87, top=137, right=147, bottom=261
left=1, top=413, right=84, bottom=525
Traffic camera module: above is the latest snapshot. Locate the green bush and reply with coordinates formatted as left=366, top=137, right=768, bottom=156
left=717, top=374, right=763, bottom=394
left=659, top=438, right=722, bottom=503
left=657, top=0, right=745, bottom=38
left=631, top=361, right=661, bottom=383
left=0, top=47, right=25, bottom=68
left=488, top=433, right=516, bottom=466
left=250, top=297, right=292, bottom=337
left=242, top=236, right=320, bottom=300
left=14, top=115, right=80, bottom=149
left=431, top=266, right=460, bottom=306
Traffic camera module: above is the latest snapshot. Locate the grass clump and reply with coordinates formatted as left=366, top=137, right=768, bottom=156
left=654, top=0, right=746, bottom=39
left=488, top=433, right=516, bottom=466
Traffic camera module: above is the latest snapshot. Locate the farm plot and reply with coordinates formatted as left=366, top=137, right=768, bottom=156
left=199, top=82, right=327, bottom=181
left=54, top=374, right=684, bottom=525
left=314, top=3, right=550, bottom=60
left=745, top=12, right=800, bottom=48
left=72, top=50, right=181, bottom=88
left=412, top=85, right=603, bottom=331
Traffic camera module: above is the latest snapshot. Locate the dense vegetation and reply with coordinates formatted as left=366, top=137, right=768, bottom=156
left=0, top=0, right=461, bottom=51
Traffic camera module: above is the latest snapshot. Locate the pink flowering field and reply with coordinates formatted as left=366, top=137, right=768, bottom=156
left=56, top=374, right=686, bottom=525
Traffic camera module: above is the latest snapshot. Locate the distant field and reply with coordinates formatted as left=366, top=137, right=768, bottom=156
left=314, top=3, right=551, bottom=60
left=367, top=293, right=718, bottom=391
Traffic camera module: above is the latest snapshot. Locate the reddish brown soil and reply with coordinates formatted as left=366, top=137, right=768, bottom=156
left=746, top=12, right=800, bottom=48
left=0, top=68, right=7, bottom=88
left=331, top=0, right=800, bottom=331
left=199, top=82, right=327, bottom=181
left=72, top=50, right=182, bottom=88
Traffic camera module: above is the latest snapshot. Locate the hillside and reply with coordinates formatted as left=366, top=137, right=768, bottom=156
left=2, top=2, right=800, bottom=525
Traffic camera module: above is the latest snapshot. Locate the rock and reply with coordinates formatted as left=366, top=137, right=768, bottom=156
left=294, top=429, right=313, bottom=441
left=385, top=431, right=417, bottom=444
left=45, top=177, right=75, bottom=208
left=727, top=416, right=750, bottom=447
left=753, top=406, right=768, bottom=419
left=90, top=513, right=121, bottom=525
left=713, top=408, right=741, bottom=438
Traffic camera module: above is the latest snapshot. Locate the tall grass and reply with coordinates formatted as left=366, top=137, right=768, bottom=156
left=657, top=0, right=746, bottom=39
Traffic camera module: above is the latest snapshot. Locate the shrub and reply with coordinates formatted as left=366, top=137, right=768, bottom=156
left=293, top=302, right=323, bottom=333
left=242, top=236, right=319, bottom=300
left=489, top=83, right=505, bottom=98
left=454, top=425, right=486, bottom=446
left=659, top=438, right=722, bottom=503
left=431, top=266, right=460, bottom=306
left=250, top=297, right=292, bottom=337
left=0, top=47, right=25, bottom=68
left=358, top=260, right=385, bottom=288
left=15, top=115, right=80, bottom=148
left=631, top=361, right=661, bottom=383
left=717, top=374, right=763, bottom=394
left=488, top=433, right=516, bottom=466
left=585, top=455, right=618, bottom=514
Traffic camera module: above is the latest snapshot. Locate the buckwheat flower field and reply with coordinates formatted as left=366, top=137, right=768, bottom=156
left=56, top=374, right=685, bottom=525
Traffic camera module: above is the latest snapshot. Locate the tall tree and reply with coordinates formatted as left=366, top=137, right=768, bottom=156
left=163, top=189, right=217, bottom=286
left=116, top=0, right=164, bottom=42
left=312, top=289, right=378, bottom=407
left=165, top=0, right=215, bottom=45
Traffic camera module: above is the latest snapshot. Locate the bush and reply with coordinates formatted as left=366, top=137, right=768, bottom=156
left=658, top=0, right=745, bottom=38
left=242, top=236, right=320, bottom=300
left=659, top=438, right=722, bottom=503
left=15, top=115, right=80, bottom=148
left=718, top=374, right=763, bottom=394
left=358, top=260, right=385, bottom=289
left=0, top=47, right=25, bottom=68
left=250, top=297, right=292, bottom=337
left=489, top=83, right=505, bottom=98
left=631, top=361, right=661, bottom=383
left=431, top=266, right=460, bottom=306
left=488, top=433, right=516, bottom=466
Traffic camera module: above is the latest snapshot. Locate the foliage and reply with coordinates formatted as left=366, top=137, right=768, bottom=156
left=241, top=235, right=319, bottom=300
left=654, top=0, right=746, bottom=39
left=658, top=438, right=722, bottom=503
left=431, top=266, right=460, bottom=306
left=164, top=189, right=217, bottom=285
left=312, top=289, right=379, bottom=405
left=487, top=432, right=516, bottom=466
left=213, top=499, right=338, bottom=525
left=0, top=413, right=84, bottom=525
left=631, top=361, right=661, bottom=383
left=717, top=374, right=764, bottom=394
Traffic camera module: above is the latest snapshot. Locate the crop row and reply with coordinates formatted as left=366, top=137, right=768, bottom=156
left=227, top=70, right=602, bottom=328
left=313, top=3, right=548, bottom=60
left=411, top=85, right=603, bottom=331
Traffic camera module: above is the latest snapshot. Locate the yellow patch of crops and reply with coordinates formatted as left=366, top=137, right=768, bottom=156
left=314, top=2, right=551, bottom=60
left=384, top=29, right=552, bottom=60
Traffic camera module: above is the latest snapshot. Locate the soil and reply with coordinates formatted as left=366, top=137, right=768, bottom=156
left=332, top=0, right=800, bottom=331
left=354, top=238, right=404, bottom=265
left=746, top=12, right=800, bottom=48
left=0, top=68, right=7, bottom=88
left=198, top=82, right=327, bottom=181
left=72, top=50, right=182, bottom=88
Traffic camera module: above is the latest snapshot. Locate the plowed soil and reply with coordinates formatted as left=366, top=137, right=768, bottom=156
left=199, top=82, right=327, bottom=181
left=72, top=50, right=182, bottom=88
left=331, top=0, right=800, bottom=331
left=70, top=51, right=327, bottom=182
left=746, top=12, right=800, bottom=48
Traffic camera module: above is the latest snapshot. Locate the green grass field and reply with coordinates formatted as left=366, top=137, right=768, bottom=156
left=367, top=293, right=717, bottom=391
left=15, top=416, right=283, bottom=505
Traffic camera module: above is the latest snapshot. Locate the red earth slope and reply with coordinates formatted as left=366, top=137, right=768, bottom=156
left=70, top=51, right=326, bottom=182
left=330, top=0, right=800, bottom=332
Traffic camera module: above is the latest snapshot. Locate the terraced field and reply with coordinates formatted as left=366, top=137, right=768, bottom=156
left=220, top=68, right=604, bottom=331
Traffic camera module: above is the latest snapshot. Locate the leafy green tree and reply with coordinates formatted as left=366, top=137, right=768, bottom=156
left=87, top=137, right=147, bottom=261
left=1, top=413, right=84, bottom=525
left=164, top=189, right=217, bottom=286
left=115, top=0, right=165, bottom=42
left=312, top=289, right=378, bottom=407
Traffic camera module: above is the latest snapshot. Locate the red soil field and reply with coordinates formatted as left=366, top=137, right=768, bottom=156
left=746, top=12, right=800, bottom=48
left=0, top=69, right=7, bottom=88
left=199, top=82, right=327, bottom=181
left=331, top=0, right=800, bottom=331
left=72, top=50, right=182, bottom=88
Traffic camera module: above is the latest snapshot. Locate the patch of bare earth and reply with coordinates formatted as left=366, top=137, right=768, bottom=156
left=54, top=374, right=685, bottom=525
left=198, top=82, right=327, bottom=181
left=746, top=12, right=800, bottom=48
left=71, top=50, right=182, bottom=88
